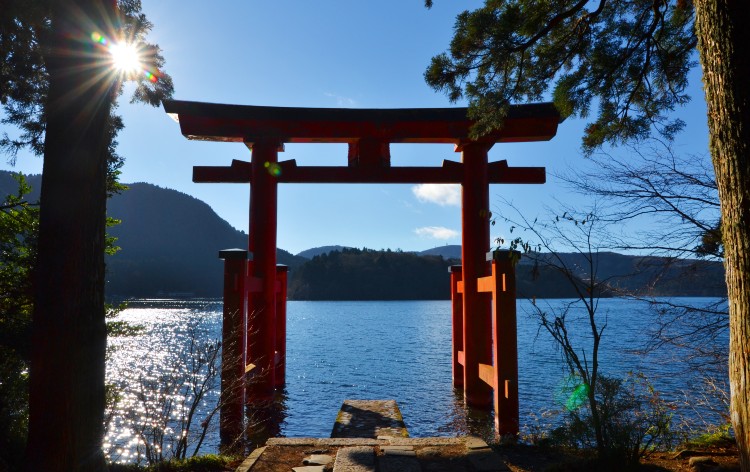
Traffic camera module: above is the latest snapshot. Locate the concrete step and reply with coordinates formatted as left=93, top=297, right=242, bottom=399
left=331, top=399, right=409, bottom=439
left=332, top=446, right=376, bottom=472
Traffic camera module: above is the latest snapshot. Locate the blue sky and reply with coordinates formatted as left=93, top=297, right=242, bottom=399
left=1, top=1, right=711, bottom=255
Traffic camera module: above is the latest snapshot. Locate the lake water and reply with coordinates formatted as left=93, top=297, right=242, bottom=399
left=105, top=297, right=728, bottom=463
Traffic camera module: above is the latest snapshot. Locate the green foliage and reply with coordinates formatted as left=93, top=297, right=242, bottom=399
left=0, top=175, right=37, bottom=469
left=107, top=216, right=124, bottom=256
left=683, top=423, right=735, bottom=449
left=425, top=1, right=696, bottom=152
left=550, top=373, right=677, bottom=466
left=695, top=219, right=723, bottom=258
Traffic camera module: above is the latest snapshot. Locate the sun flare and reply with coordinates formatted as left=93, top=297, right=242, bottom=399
left=109, top=41, right=142, bottom=75
left=92, top=31, right=159, bottom=82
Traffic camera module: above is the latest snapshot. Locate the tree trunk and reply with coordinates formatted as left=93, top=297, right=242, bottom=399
left=694, top=2, right=750, bottom=469
left=25, top=1, right=116, bottom=470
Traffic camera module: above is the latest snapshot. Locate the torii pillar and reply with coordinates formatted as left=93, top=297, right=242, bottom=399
left=246, top=140, right=280, bottom=402
left=460, top=142, right=493, bottom=407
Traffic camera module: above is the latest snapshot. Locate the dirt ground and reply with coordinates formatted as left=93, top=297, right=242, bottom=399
left=499, top=443, right=740, bottom=471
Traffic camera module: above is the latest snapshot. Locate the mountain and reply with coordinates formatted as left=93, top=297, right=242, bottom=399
left=105, top=182, right=306, bottom=297
left=514, top=251, right=726, bottom=298
left=296, top=245, right=352, bottom=259
left=2, top=171, right=727, bottom=300
left=0, top=172, right=306, bottom=298
left=419, top=245, right=462, bottom=260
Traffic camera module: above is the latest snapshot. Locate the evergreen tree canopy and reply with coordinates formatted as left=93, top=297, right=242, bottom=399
left=1, top=0, right=174, bottom=177
left=425, top=0, right=695, bottom=152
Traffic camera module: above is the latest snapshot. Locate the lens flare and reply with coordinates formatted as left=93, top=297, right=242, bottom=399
left=91, top=32, right=108, bottom=46
left=554, top=375, right=590, bottom=411
left=565, top=383, right=590, bottom=411
left=264, top=162, right=282, bottom=177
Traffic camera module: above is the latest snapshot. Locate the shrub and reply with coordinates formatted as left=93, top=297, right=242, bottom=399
left=549, top=373, right=677, bottom=466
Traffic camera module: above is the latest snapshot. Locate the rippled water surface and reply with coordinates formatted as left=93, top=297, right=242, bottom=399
left=106, top=297, right=727, bottom=461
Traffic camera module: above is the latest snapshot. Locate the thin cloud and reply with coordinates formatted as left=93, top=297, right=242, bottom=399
left=412, top=184, right=460, bottom=206
left=324, top=92, right=357, bottom=107
left=415, top=226, right=459, bottom=240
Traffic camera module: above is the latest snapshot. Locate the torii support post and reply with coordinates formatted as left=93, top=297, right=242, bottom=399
left=460, top=143, right=493, bottom=408
left=218, top=248, right=249, bottom=451
left=274, top=265, right=288, bottom=388
left=246, top=140, right=280, bottom=403
left=477, top=250, right=520, bottom=437
left=449, top=265, right=464, bottom=387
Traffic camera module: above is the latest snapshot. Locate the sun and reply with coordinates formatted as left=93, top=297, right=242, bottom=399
left=109, top=41, right=142, bottom=76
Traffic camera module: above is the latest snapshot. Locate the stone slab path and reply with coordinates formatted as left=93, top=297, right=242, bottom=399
left=330, top=400, right=409, bottom=439
left=235, top=399, right=510, bottom=471
left=236, top=436, right=509, bottom=472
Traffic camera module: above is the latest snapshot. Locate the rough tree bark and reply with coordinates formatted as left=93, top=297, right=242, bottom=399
left=694, top=2, right=750, bottom=469
left=25, top=1, right=117, bottom=470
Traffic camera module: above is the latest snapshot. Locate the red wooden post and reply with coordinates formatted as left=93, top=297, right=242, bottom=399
left=460, top=143, right=493, bottom=407
left=489, top=250, right=520, bottom=437
left=218, top=248, right=248, bottom=450
left=449, top=265, right=464, bottom=387
left=274, top=265, right=288, bottom=387
left=246, top=140, right=280, bottom=402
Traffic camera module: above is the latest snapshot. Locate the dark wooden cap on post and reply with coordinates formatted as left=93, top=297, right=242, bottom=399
left=486, top=250, right=521, bottom=262
left=449, top=265, right=463, bottom=273
left=276, top=264, right=289, bottom=272
left=218, top=248, right=252, bottom=260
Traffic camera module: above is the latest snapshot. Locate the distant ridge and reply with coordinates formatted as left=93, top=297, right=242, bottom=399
left=1, top=171, right=727, bottom=300
left=418, top=245, right=461, bottom=260
left=288, top=247, right=726, bottom=300
left=296, top=245, right=352, bottom=259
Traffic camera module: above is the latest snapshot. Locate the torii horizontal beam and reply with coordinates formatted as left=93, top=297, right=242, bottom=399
left=193, top=159, right=546, bottom=184
left=162, top=100, right=561, bottom=145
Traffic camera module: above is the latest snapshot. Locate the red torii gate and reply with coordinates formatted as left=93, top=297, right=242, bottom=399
left=163, top=99, right=562, bottom=446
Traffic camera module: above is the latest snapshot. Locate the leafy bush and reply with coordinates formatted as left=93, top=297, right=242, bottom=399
left=549, top=373, right=677, bottom=466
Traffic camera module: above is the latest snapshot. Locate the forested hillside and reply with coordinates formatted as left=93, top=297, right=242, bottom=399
left=105, top=182, right=306, bottom=297
left=288, top=248, right=726, bottom=300
left=0, top=172, right=305, bottom=297
left=288, top=248, right=452, bottom=300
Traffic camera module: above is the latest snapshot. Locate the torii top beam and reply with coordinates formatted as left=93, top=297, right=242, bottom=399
left=163, top=100, right=562, bottom=146
left=163, top=100, right=562, bottom=185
